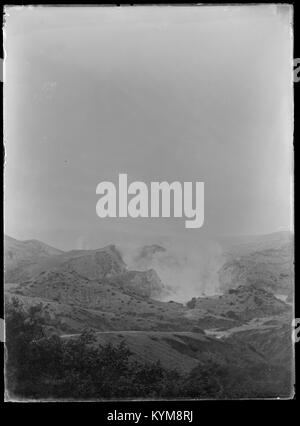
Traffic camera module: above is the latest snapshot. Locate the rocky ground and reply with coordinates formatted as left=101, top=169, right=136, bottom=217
left=4, top=232, right=294, bottom=395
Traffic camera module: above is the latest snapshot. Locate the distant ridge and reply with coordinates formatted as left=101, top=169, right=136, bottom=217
left=5, top=234, right=64, bottom=256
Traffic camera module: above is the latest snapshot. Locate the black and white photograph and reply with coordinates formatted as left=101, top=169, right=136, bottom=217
left=3, top=4, right=295, bottom=401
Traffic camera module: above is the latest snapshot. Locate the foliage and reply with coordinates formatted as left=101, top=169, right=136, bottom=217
left=5, top=298, right=291, bottom=400
left=5, top=299, right=182, bottom=399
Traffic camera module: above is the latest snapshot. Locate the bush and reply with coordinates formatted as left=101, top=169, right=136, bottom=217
left=5, top=298, right=291, bottom=400
left=186, top=297, right=197, bottom=309
left=5, top=298, right=183, bottom=400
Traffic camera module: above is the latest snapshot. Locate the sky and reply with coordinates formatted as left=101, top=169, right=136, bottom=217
left=4, top=5, right=293, bottom=251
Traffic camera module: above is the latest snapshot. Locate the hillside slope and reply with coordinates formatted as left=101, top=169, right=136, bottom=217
left=186, top=285, right=290, bottom=322
left=218, top=231, right=294, bottom=298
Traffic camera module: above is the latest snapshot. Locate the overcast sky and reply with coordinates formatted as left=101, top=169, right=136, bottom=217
left=4, top=5, right=293, bottom=250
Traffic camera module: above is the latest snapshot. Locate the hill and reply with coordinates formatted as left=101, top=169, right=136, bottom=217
left=218, top=237, right=294, bottom=297
left=4, top=233, right=294, bottom=399
left=185, top=285, right=290, bottom=322
left=5, top=235, right=64, bottom=282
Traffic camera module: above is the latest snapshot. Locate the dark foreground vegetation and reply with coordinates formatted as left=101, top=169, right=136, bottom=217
left=5, top=298, right=292, bottom=400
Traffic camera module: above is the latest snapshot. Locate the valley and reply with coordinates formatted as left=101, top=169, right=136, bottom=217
left=4, top=231, right=294, bottom=398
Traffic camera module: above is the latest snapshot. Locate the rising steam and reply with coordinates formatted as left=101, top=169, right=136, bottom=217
left=118, top=238, right=225, bottom=303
